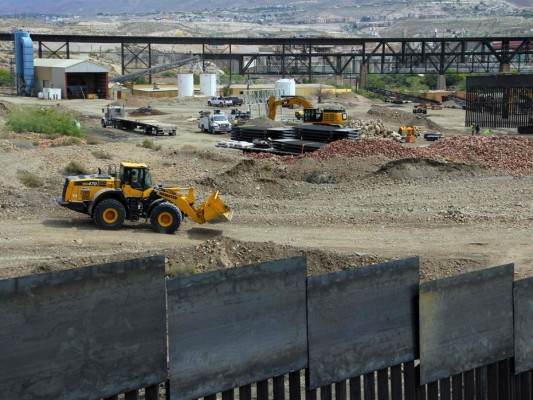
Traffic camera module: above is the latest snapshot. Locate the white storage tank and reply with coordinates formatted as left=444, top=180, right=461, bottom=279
left=200, top=73, right=217, bottom=97
left=177, top=73, right=194, bottom=97
left=275, top=78, right=296, bottom=97
left=43, top=88, right=61, bottom=100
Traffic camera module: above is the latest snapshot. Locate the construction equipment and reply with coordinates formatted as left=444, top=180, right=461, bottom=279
left=56, top=162, right=233, bottom=234
left=267, top=96, right=348, bottom=126
left=101, top=105, right=177, bottom=136
left=228, top=109, right=251, bottom=126
left=421, top=102, right=443, bottom=110
left=398, top=125, right=424, bottom=143
left=413, top=105, right=427, bottom=114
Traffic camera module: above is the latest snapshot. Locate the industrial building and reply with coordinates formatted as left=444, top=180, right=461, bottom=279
left=33, top=59, right=108, bottom=100
left=14, top=31, right=109, bottom=100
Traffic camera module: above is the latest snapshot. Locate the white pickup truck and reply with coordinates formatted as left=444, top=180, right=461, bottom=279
left=208, top=96, right=233, bottom=107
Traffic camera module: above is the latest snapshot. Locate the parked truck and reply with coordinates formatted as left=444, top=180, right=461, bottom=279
left=101, top=105, right=177, bottom=136
left=224, top=96, right=244, bottom=106
left=207, top=97, right=233, bottom=107
left=198, top=110, right=232, bottom=134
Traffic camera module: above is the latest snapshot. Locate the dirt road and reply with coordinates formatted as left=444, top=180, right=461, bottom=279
left=0, top=94, right=531, bottom=281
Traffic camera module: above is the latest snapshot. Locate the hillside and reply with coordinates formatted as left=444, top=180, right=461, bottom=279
left=0, top=0, right=530, bottom=16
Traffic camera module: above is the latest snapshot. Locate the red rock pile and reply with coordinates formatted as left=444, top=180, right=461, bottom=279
left=250, top=136, right=533, bottom=176
left=316, top=136, right=533, bottom=176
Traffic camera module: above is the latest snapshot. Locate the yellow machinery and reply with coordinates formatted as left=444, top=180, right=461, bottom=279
left=398, top=125, right=424, bottom=143
left=267, top=96, right=347, bottom=126
left=56, top=162, right=232, bottom=234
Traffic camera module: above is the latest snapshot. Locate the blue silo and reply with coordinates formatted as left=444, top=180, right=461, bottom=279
left=13, top=31, right=34, bottom=96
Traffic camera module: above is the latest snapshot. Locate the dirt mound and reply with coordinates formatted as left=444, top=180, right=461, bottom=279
left=376, top=158, right=483, bottom=180
left=129, top=109, right=167, bottom=117
left=164, top=236, right=389, bottom=277
left=367, top=105, right=445, bottom=131
left=280, top=154, right=388, bottom=183
left=422, top=136, right=533, bottom=176
left=267, top=136, right=532, bottom=177
left=196, top=158, right=282, bottom=197
left=242, top=117, right=286, bottom=128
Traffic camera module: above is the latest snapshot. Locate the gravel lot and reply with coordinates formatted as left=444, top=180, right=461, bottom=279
left=0, top=94, right=531, bottom=281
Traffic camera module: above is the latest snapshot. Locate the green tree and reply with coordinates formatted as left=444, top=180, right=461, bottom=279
left=0, top=69, right=11, bottom=86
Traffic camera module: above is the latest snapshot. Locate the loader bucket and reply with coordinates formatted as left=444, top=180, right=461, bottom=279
left=202, top=191, right=233, bottom=224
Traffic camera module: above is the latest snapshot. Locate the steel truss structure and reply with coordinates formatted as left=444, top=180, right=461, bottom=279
left=1, top=33, right=532, bottom=80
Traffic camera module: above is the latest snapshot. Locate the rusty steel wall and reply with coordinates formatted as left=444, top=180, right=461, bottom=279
left=167, top=256, right=308, bottom=400
left=0, top=256, right=167, bottom=400
left=307, top=257, right=419, bottom=389
left=419, top=263, right=514, bottom=385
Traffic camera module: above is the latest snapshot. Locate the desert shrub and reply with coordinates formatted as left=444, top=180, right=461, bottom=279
left=6, top=107, right=84, bottom=137
left=17, top=171, right=44, bottom=187
left=166, top=263, right=196, bottom=278
left=139, top=139, right=162, bottom=150
left=0, top=69, right=10, bottom=86
left=64, top=161, right=88, bottom=175
left=85, top=136, right=103, bottom=145
left=92, top=149, right=112, bottom=160
left=180, top=144, right=197, bottom=151
left=52, top=137, right=83, bottom=147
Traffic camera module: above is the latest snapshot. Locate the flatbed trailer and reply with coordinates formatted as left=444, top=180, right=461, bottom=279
left=108, top=117, right=177, bottom=136
left=101, top=105, right=177, bottom=136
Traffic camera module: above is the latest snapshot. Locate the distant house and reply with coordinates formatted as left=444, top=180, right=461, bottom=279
left=33, top=59, right=108, bottom=99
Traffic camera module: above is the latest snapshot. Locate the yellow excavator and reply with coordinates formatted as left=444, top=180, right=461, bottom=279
left=56, top=162, right=232, bottom=234
left=267, top=96, right=348, bottom=126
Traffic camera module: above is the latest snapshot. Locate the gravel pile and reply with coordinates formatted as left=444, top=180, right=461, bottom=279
left=421, top=136, right=533, bottom=177
left=347, top=119, right=399, bottom=139
left=292, top=136, right=533, bottom=176
left=366, top=105, right=445, bottom=131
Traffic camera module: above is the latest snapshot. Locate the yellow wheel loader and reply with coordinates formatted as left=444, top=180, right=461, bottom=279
left=56, top=162, right=232, bottom=234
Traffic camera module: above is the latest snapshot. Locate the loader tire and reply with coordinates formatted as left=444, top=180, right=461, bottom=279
left=93, top=199, right=126, bottom=230
left=150, top=202, right=182, bottom=234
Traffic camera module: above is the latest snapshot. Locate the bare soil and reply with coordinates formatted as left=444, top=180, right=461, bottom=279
left=0, top=94, right=531, bottom=282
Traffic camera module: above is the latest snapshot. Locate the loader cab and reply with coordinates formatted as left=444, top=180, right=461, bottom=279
left=118, top=162, right=153, bottom=193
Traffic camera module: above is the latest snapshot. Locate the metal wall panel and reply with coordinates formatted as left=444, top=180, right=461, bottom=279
left=307, top=257, right=419, bottom=389
left=419, top=264, right=514, bottom=384
left=465, top=75, right=533, bottom=128
left=167, top=256, right=308, bottom=400
left=0, top=256, right=167, bottom=400
left=467, top=74, right=533, bottom=89
left=514, top=277, right=533, bottom=374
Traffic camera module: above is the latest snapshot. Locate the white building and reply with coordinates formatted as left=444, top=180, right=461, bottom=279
left=33, top=59, right=109, bottom=99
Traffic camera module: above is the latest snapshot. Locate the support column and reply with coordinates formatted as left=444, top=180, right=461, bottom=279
left=359, top=63, right=368, bottom=89
left=499, top=63, right=511, bottom=73
left=437, top=74, right=446, bottom=90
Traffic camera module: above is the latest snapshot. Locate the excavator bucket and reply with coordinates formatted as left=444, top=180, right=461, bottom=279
left=202, top=191, right=233, bottom=224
